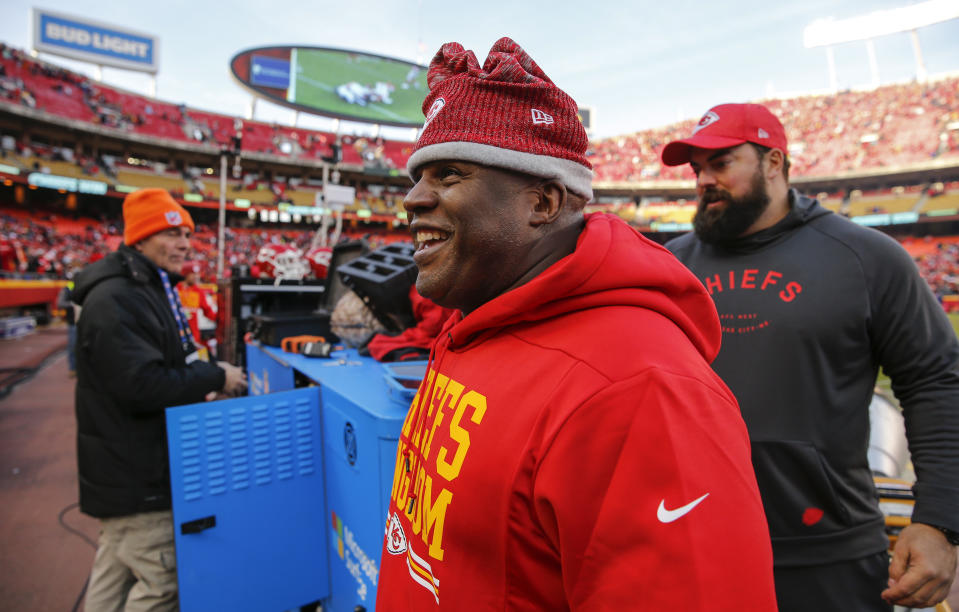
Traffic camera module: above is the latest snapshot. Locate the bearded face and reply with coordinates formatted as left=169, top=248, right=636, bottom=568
left=693, top=162, right=770, bottom=245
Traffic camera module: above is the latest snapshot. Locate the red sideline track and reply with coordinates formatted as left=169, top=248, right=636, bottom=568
left=0, top=327, right=99, bottom=611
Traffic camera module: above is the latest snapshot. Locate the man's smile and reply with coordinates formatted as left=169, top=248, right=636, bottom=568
left=412, top=228, right=451, bottom=264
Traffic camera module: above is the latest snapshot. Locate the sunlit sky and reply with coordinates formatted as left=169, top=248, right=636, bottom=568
left=2, top=0, right=957, bottom=139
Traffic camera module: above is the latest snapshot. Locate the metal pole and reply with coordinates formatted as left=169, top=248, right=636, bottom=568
left=909, top=29, right=927, bottom=82
left=866, top=39, right=880, bottom=88
left=826, top=46, right=838, bottom=93
left=217, top=152, right=227, bottom=281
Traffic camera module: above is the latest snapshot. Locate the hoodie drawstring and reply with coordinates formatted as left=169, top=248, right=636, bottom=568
left=402, top=329, right=453, bottom=516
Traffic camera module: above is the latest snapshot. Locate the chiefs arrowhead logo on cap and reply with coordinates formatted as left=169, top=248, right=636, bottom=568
left=423, top=97, right=445, bottom=130
left=692, top=110, right=720, bottom=134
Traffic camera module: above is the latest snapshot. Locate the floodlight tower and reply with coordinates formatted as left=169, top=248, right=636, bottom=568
left=803, top=0, right=959, bottom=91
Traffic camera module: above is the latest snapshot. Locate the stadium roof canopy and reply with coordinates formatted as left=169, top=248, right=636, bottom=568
left=803, top=0, right=959, bottom=47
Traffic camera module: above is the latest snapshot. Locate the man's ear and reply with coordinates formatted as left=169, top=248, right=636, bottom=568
left=529, top=181, right=566, bottom=227
left=765, top=148, right=785, bottom=180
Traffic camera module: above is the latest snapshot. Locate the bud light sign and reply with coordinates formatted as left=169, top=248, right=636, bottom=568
left=32, top=9, right=159, bottom=73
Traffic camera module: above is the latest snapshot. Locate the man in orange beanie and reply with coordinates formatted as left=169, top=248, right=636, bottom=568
left=72, top=188, right=247, bottom=611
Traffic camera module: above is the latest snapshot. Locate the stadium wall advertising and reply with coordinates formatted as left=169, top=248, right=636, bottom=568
left=31, top=8, right=158, bottom=74
left=230, top=46, right=428, bottom=127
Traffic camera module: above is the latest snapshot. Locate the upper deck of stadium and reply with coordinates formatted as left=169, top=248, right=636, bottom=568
left=2, top=41, right=957, bottom=189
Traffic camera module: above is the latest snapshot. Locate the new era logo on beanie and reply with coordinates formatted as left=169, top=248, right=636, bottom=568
left=407, top=37, right=593, bottom=201
left=123, top=188, right=195, bottom=245
left=531, top=109, right=554, bottom=125
left=661, top=103, right=788, bottom=167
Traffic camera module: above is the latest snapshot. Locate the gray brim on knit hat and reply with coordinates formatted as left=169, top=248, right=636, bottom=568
left=407, top=142, right=594, bottom=200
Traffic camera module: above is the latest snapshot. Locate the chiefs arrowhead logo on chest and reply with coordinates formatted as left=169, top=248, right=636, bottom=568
left=386, top=512, right=408, bottom=555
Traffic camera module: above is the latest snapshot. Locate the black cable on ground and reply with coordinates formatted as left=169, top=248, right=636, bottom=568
left=0, top=367, right=34, bottom=397
left=0, top=348, right=66, bottom=399
left=71, top=573, right=89, bottom=612
left=58, top=501, right=96, bottom=612
left=58, top=501, right=97, bottom=549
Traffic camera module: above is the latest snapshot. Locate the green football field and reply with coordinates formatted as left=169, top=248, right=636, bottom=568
left=289, top=49, right=428, bottom=125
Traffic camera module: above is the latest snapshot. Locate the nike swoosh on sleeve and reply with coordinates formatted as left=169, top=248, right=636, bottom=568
left=657, top=493, right=710, bottom=523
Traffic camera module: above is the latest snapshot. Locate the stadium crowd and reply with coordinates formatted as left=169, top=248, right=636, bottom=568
left=3, top=42, right=959, bottom=182
left=2, top=206, right=958, bottom=306
left=0, top=208, right=402, bottom=281
left=0, top=43, right=413, bottom=169
left=2, top=40, right=959, bottom=301
left=913, top=238, right=959, bottom=300
left=587, top=78, right=959, bottom=182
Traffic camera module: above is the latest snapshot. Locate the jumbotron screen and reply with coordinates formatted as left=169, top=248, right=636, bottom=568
left=230, top=46, right=428, bottom=127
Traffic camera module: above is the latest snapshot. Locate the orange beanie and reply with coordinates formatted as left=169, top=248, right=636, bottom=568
left=122, top=188, right=195, bottom=245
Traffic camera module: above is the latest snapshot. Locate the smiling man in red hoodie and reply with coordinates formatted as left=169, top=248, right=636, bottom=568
left=375, top=37, right=777, bottom=610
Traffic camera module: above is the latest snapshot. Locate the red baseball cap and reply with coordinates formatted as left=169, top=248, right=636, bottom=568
left=661, top=103, right=787, bottom=166
left=181, top=261, right=201, bottom=277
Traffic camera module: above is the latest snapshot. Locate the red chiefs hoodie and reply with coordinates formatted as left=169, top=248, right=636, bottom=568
left=376, top=213, right=776, bottom=610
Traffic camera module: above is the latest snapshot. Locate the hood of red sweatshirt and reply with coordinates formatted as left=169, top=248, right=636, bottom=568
left=441, top=212, right=721, bottom=362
